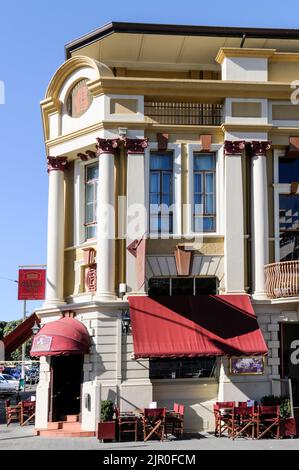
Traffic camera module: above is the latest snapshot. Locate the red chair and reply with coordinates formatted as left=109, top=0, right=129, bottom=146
left=173, top=404, right=184, bottom=438
left=5, top=400, right=21, bottom=426
left=231, top=406, right=256, bottom=440
left=256, top=406, right=280, bottom=439
left=114, top=407, right=138, bottom=441
left=238, top=402, right=248, bottom=407
left=20, top=400, right=35, bottom=426
left=214, top=402, right=235, bottom=437
left=142, top=408, right=166, bottom=442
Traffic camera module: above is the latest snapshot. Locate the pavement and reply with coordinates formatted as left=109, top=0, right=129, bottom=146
left=1, top=423, right=299, bottom=450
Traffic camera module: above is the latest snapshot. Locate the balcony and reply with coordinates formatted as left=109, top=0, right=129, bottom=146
left=264, top=261, right=299, bottom=299
left=144, top=101, right=223, bottom=126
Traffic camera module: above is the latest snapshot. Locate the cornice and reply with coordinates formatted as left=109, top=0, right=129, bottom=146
left=99, top=76, right=292, bottom=100
left=221, top=123, right=273, bottom=133
left=215, top=47, right=276, bottom=64
left=270, top=52, right=299, bottom=62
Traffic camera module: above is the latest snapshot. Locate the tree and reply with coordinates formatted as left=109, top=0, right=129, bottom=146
left=0, top=321, right=7, bottom=339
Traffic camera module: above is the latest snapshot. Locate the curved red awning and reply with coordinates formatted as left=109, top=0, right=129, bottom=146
left=129, top=295, right=268, bottom=358
left=30, top=317, right=90, bottom=357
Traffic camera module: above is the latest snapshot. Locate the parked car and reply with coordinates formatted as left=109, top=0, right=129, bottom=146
left=25, top=368, right=39, bottom=384
left=0, top=377, right=16, bottom=396
left=0, top=374, right=19, bottom=390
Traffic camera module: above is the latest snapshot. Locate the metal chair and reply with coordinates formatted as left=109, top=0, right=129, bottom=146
left=142, top=407, right=166, bottom=442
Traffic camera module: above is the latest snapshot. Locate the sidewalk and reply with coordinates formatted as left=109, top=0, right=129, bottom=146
left=1, top=423, right=299, bottom=450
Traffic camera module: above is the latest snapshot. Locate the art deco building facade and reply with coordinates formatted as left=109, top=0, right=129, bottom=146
left=32, top=22, right=299, bottom=434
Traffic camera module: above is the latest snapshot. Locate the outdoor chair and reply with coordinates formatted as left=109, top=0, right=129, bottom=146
left=231, top=406, right=256, bottom=440
left=214, top=401, right=235, bottom=437
left=172, top=404, right=184, bottom=438
left=256, top=405, right=280, bottom=440
left=5, top=399, right=21, bottom=426
left=142, top=407, right=166, bottom=442
left=20, top=400, right=35, bottom=426
left=114, top=406, right=138, bottom=441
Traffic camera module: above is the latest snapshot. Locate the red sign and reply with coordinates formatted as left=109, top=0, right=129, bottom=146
left=18, top=269, right=46, bottom=300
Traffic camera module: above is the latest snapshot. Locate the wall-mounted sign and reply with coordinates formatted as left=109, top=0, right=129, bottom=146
left=229, top=356, right=264, bottom=375
left=31, top=334, right=52, bottom=352
left=18, top=269, right=46, bottom=300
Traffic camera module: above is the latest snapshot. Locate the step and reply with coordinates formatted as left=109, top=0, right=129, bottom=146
left=61, top=415, right=80, bottom=423
left=47, top=421, right=81, bottom=431
left=35, top=429, right=95, bottom=438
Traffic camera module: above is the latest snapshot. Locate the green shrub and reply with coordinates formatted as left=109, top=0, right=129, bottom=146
left=260, top=395, right=291, bottom=418
left=101, top=400, right=115, bottom=421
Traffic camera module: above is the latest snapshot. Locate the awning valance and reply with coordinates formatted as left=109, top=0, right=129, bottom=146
left=129, top=295, right=268, bottom=358
left=30, top=317, right=90, bottom=357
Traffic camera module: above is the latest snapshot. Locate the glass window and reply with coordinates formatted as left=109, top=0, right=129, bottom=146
left=149, top=152, right=173, bottom=234
left=195, top=277, right=218, bottom=294
left=193, top=153, right=216, bottom=232
left=279, top=157, right=299, bottom=184
left=172, top=277, right=194, bottom=295
left=279, top=195, right=299, bottom=261
left=148, top=278, right=170, bottom=296
left=85, top=163, right=98, bottom=240
left=149, top=357, right=216, bottom=379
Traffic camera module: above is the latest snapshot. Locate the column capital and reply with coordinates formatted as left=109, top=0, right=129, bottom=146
left=47, top=156, right=68, bottom=172
left=250, top=140, right=272, bottom=156
left=224, top=140, right=246, bottom=155
left=124, top=138, right=149, bottom=154
left=96, top=138, right=120, bottom=155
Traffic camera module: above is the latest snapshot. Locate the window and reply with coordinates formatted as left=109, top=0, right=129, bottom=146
left=279, top=194, right=299, bottom=261
left=149, top=357, right=216, bottom=379
left=193, top=153, right=216, bottom=232
left=149, top=152, right=173, bottom=234
left=279, top=157, right=299, bottom=183
left=148, top=277, right=218, bottom=296
left=85, top=163, right=98, bottom=240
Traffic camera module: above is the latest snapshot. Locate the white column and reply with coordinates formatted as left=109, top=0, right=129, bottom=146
left=224, top=141, right=246, bottom=293
left=125, top=138, right=148, bottom=295
left=95, top=138, right=119, bottom=301
left=44, top=156, right=67, bottom=307
left=251, top=141, right=271, bottom=299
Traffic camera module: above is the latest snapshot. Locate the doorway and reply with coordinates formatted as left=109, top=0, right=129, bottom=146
left=280, top=323, right=299, bottom=407
left=49, top=355, right=83, bottom=422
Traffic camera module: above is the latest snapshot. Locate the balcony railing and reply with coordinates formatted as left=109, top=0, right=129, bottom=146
left=264, top=261, right=299, bottom=299
left=144, top=102, right=222, bottom=126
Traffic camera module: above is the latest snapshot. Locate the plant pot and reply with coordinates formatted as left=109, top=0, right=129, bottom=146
left=280, top=417, right=297, bottom=437
left=97, top=421, right=116, bottom=441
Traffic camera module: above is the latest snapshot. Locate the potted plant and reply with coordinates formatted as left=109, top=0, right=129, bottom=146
left=97, top=400, right=116, bottom=441
left=260, top=395, right=297, bottom=438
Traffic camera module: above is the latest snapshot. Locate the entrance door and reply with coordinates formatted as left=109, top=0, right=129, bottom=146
left=280, top=323, right=299, bottom=407
left=49, top=355, right=83, bottom=422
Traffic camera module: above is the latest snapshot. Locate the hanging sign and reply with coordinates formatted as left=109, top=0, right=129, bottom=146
left=18, top=269, right=46, bottom=300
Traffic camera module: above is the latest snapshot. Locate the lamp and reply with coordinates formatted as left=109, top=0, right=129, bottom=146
left=31, top=321, right=40, bottom=335
left=121, top=309, right=130, bottom=334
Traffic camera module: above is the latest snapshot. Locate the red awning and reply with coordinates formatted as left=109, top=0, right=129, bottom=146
left=3, top=313, right=40, bottom=359
left=129, top=295, right=268, bottom=358
left=30, top=317, right=90, bottom=357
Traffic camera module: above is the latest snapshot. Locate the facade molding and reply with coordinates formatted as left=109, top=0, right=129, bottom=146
left=96, top=137, right=120, bottom=155
left=250, top=140, right=272, bottom=156
left=224, top=140, right=246, bottom=155
left=124, top=137, right=149, bottom=154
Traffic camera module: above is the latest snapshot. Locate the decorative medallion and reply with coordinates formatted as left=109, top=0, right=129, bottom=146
left=66, top=79, right=92, bottom=118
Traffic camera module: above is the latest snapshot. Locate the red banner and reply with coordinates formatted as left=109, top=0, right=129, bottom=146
left=18, top=269, right=46, bottom=300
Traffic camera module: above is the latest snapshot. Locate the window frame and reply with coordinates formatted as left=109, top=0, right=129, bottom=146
left=193, top=153, right=216, bottom=232
left=149, top=152, right=174, bottom=234
left=74, top=157, right=99, bottom=246
left=148, top=276, right=219, bottom=296
left=145, top=143, right=182, bottom=238
left=84, top=162, right=99, bottom=241
left=187, top=144, right=223, bottom=236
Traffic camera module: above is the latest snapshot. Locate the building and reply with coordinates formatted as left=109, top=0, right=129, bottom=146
left=32, top=22, right=299, bottom=435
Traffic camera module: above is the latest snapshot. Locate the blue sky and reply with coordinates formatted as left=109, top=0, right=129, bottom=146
left=1, top=0, right=299, bottom=321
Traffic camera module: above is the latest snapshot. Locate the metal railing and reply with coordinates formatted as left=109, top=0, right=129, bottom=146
left=144, top=102, right=223, bottom=126
left=264, top=260, right=299, bottom=299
